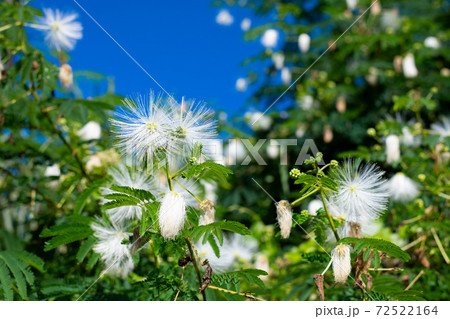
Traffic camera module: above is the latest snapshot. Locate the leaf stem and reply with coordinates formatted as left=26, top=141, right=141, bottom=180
left=185, top=236, right=207, bottom=301
left=321, top=259, right=332, bottom=276
left=170, top=162, right=191, bottom=179
left=290, top=187, right=319, bottom=207
left=173, top=179, right=202, bottom=203
left=320, top=189, right=340, bottom=242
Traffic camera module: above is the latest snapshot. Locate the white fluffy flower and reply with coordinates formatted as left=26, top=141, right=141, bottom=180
left=226, top=234, right=257, bottom=263
left=332, top=244, right=351, bottom=284
left=271, top=52, right=285, bottom=70
left=112, top=94, right=172, bottom=162
left=281, top=67, right=291, bottom=85
left=386, top=135, right=401, bottom=164
left=402, top=53, right=419, bottom=78
left=330, top=160, right=388, bottom=225
left=45, top=164, right=60, bottom=177
left=247, top=111, right=272, bottom=131
left=216, top=9, right=234, bottom=26
left=308, top=199, right=323, bottom=216
left=387, top=173, right=419, bottom=203
left=424, top=36, right=440, bottom=49
left=77, top=121, right=101, bottom=141
left=158, top=191, right=186, bottom=240
left=261, top=29, right=279, bottom=48
left=240, top=18, right=251, bottom=31
left=59, top=64, right=73, bottom=88
left=235, top=78, right=248, bottom=92
left=401, top=126, right=421, bottom=147
left=102, top=164, right=154, bottom=224
left=37, top=9, right=83, bottom=51
left=431, top=117, right=450, bottom=140
left=276, top=200, right=292, bottom=239
left=195, top=240, right=234, bottom=274
left=298, top=33, right=311, bottom=53
left=171, top=100, right=217, bottom=157
left=91, top=222, right=134, bottom=278
left=381, top=9, right=400, bottom=30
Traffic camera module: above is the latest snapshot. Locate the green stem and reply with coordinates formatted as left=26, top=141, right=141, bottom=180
left=320, top=189, right=340, bottom=242
left=170, top=162, right=191, bottom=179
left=165, top=159, right=173, bottom=191
left=185, top=237, right=207, bottom=301
left=290, top=187, right=319, bottom=207
left=174, top=179, right=202, bottom=203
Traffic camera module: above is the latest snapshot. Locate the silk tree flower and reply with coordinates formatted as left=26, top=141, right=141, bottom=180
left=59, top=64, right=73, bottom=88
left=91, top=221, right=134, bottom=278
left=276, top=200, right=293, bottom=239
left=240, top=18, right=251, bottom=31
left=387, top=173, right=419, bottom=203
left=45, top=163, right=60, bottom=177
left=402, top=53, right=419, bottom=78
left=299, top=95, right=314, bottom=110
left=271, top=52, right=285, bottom=70
left=401, top=126, right=421, bottom=147
left=158, top=191, right=186, bottom=240
left=261, top=29, right=279, bottom=48
left=194, top=239, right=234, bottom=274
left=330, top=160, right=388, bottom=226
left=431, top=117, right=450, bottom=140
left=332, top=244, right=351, bottom=284
left=298, top=33, right=311, bottom=53
left=101, top=164, right=154, bottom=224
left=216, top=9, right=233, bottom=26
left=308, top=199, right=323, bottom=216
left=424, top=36, right=440, bottom=49
left=235, top=78, right=248, bottom=92
left=255, top=254, right=270, bottom=281
left=36, top=8, right=83, bottom=51
left=385, top=135, right=401, bottom=164
left=170, top=101, right=217, bottom=157
left=246, top=111, right=272, bottom=131
left=226, top=234, right=258, bottom=263
left=112, top=94, right=173, bottom=162
left=199, top=199, right=215, bottom=225
left=77, top=121, right=101, bottom=141
left=381, top=8, right=400, bottom=30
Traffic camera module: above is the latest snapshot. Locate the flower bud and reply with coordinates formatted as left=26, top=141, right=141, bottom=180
left=59, top=64, right=73, bottom=88
left=276, top=200, right=292, bottom=239
left=332, top=244, right=351, bottom=284
left=386, top=135, right=400, bottom=164
left=336, top=96, right=346, bottom=113
left=159, top=191, right=186, bottom=240
left=289, top=168, right=302, bottom=179
left=298, top=33, right=311, bottom=53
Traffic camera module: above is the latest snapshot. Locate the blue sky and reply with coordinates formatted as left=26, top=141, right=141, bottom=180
left=32, top=0, right=265, bottom=117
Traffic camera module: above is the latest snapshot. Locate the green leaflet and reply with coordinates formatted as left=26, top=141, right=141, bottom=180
left=182, top=161, right=233, bottom=182
left=338, top=237, right=410, bottom=262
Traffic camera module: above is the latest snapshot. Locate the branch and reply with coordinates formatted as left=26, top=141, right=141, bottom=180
left=185, top=236, right=207, bottom=301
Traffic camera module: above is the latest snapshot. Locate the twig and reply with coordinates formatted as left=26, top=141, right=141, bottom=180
left=368, top=267, right=403, bottom=272
left=207, top=285, right=262, bottom=301
left=174, top=266, right=185, bottom=301
left=402, top=235, right=426, bottom=251
left=185, top=236, right=207, bottom=301
left=431, top=228, right=450, bottom=264
left=404, top=270, right=425, bottom=291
